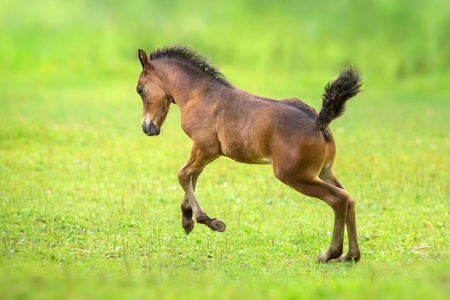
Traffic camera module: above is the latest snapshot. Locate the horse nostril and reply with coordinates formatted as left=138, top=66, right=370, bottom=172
left=149, top=121, right=157, bottom=135
left=141, top=121, right=149, bottom=135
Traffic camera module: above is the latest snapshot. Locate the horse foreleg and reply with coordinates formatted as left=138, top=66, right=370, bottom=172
left=180, top=171, right=201, bottom=234
left=181, top=195, right=195, bottom=234
left=178, top=144, right=225, bottom=233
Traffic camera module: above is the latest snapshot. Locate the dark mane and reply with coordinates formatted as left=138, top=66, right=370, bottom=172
left=150, top=45, right=231, bottom=87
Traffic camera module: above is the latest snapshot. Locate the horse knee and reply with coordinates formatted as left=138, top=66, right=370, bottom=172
left=178, top=168, right=190, bottom=187
left=347, top=194, right=356, bottom=210
left=331, top=190, right=350, bottom=213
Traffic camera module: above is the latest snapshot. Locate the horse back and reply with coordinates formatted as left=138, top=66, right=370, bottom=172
left=213, top=92, right=328, bottom=165
left=279, top=98, right=319, bottom=121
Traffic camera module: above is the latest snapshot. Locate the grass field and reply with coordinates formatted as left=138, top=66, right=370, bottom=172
left=1, top=0, right=449, bottom=299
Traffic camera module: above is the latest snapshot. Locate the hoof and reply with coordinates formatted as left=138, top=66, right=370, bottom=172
left=183, top=220, right=195, bottom=235
left=337, top=252, right=361, bottom=263
left=317, top=249, right=342, bottom=263
left=209, top=219, right=226, bottom=232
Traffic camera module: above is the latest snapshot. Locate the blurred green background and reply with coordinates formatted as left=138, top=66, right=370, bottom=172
left=1, top=0, right=449, bottom=299
left=1, top=0, right=449, bottom=90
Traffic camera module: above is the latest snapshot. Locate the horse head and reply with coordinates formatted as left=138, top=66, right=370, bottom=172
left=136, top=49, right=172, bottom=136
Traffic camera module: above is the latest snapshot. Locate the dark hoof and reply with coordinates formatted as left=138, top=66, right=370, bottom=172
left=183, top=220, right=195, bottom=235
left=317, top=249, right=343, bottom=263
left=336, top=252, right=361, bottom=263
left=210, top=219, right=226, bottom=232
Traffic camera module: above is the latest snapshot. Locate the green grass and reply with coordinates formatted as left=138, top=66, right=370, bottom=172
left=1, top=0, right=449, bottom=299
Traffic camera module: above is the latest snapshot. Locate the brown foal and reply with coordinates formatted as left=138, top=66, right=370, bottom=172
left=136, top=46, right=362, bottom=262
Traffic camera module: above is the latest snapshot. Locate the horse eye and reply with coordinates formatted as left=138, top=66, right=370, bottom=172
left=137, top=86, right=144, bottom=95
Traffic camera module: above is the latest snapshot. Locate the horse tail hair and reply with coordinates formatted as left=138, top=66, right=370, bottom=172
left=317, top=66, right=362, bottom=141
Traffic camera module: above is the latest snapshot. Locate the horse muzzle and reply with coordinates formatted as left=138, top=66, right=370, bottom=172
left=141, top=120, right=160, bottom=136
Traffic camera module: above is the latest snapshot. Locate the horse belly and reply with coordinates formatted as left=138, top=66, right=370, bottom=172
left=218, top=137, right=271, bottom=165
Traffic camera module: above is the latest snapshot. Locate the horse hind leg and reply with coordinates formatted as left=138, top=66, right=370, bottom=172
left=319, top=167, right=361, bottom=262
left=337, top=193, right=361, bottom=262
left=275, top=167, right=349, bottom=262
left=319, top=167, right=344, bottom=189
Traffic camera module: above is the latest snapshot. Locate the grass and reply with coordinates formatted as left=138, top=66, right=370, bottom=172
left=1, top=0, right=449, bottom=299
left=1, top=79, right=448, bottom=299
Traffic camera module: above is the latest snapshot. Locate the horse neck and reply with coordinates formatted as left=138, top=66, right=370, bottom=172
left=153, top=60, right=225, bottom=110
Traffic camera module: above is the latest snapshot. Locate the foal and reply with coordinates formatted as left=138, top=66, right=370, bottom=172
left=136, top=46, right=362, bottom=262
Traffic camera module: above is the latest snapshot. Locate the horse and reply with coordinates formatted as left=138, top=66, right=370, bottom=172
left=136, top=45, right=362, bottom=262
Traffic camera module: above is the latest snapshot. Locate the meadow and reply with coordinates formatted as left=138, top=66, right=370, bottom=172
left=0, top=0, right=449, bottom=299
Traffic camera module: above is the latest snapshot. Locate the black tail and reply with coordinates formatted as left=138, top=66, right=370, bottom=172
left=317, top=66, right=362, bottom=141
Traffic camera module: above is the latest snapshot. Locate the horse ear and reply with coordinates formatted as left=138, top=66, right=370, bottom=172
left=138, top=49, right=149, bottom=69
